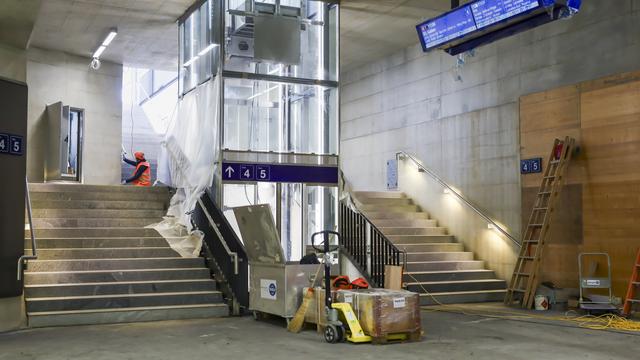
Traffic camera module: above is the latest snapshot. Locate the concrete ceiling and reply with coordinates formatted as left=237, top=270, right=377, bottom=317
left=0, top=0, right=42, bottom=49
left=340, top=0, right=452, bottom=72
left=1, top=0, right=452, bottom=72
left=29, top=0, right=193, bottom=70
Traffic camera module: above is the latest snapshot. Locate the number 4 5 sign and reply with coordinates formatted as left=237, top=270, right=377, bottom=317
left=0, top=133, right=23, bottom=155
left=521, top=157, right=542, bottom=174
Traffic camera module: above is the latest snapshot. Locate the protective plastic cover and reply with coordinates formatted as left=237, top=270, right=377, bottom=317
left=336, top=288, right=421, bottom=338
left=160, top=78, right=220, bottom=227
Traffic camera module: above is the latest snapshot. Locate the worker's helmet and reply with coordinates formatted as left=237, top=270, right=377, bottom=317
left=134, top=151, right=145, bottom=161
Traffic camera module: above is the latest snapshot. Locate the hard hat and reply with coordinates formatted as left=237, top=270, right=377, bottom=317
left=134, top=151, right=145, bottom=161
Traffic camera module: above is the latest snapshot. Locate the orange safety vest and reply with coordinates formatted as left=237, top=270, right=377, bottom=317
left=132, top=161, right=151, bottom=187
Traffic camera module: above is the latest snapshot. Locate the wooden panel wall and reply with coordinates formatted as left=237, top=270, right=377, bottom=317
left=520, top=71, right=640, bottom=297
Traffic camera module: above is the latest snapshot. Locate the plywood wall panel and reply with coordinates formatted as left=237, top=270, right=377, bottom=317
left=520, top=70, right=640, bottom=299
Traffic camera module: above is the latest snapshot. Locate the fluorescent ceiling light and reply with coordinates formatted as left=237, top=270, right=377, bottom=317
left=198, top=43, right=217, bottom=56
left=102, top=29, right=118, bottom=46
left=93, top=45, right=107, bottom=59
left=183, top=56, right=198, bottom=67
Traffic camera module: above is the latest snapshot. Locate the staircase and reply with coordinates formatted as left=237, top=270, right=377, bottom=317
left=354, top=191, right=507, bottom=305
left=24, top=183, right=228, bottom=328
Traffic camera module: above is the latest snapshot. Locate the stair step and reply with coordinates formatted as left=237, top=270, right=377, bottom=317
left=25, top=257, right=205, bottom=272
left=371, top=219, right=437, bottom=228
left=404, top=270, right=497, bottom=283
left=30, top=191, right=169, bottom=202
left=27, top=237, right=170, bottom=249
left=27, top=227, right=161, bottom=238
left=26, top=291, right=223, bottom=312
left=31, top=200, right=165, bottom=210
left=355, top=198, right=412, bottom=206
left=389, top=235, right=455, bottom=244
left=353, top=191, right=405, bottom=199
left=32, top=209, right=166, bottom=219
left=33, top=247, right=178, bottom=260
left=364, top=211, right=430, bottom=220
left=406, top=279, right=507, bottom=293
left=27, top=304, right=229, bottom=328
left=32, top=218, right=163, bottom=228
left=25, top=279, right=217, bottom=297
left=405, top=260, right=485, bottom=272
left=406, top=252, right=474, bottom=262
left=25, top=268, right=212, bottom=285
left=29, top=183, right=170, bottom=194
left=358, top=204, right=419, bottom=212
left=395, top=243, right=464, bottom=252
left=419, top=290, right=507, bottom=305
left=380, top=227, right=447, bottom=236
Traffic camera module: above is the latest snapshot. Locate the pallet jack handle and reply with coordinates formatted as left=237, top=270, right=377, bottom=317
left=311, top=231, right=340, bottom=308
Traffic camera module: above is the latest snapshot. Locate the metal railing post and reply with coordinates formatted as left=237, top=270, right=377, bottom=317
left=18, top=177, right=37, bottom=281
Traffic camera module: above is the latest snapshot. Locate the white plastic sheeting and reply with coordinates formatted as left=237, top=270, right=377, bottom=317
left=159, top=77, right=220, bottom=228
left=146, top=217, right=203, bottom=258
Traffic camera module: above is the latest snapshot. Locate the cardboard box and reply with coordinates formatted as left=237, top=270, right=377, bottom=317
left=384, top=265, right=403, bottom=290
left=336, top=288, right=421, bottom=338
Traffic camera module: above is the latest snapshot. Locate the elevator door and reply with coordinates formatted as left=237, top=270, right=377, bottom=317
left=45, top=102, right=83, bottom=182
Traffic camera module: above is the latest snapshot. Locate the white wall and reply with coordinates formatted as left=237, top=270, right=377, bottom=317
left=26, top=47, right=123, bottom=184
left=340, top=1, right=640, bottom=243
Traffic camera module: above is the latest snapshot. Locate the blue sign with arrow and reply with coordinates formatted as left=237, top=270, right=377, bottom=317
left=222, top=162, right=338, bottom=184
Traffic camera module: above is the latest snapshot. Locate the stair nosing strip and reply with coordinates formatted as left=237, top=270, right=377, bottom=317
left=406, top=279, right=506, bottom=285
left=26, top=290, right=221, bottom=302
left=25, top=268, right=209, bottom=275
left=405, top=269, right=494, bottom=275
left=29, top=257, right=195, bottom=263
left=419, top=289, right=507, bottom=296
left=33, top=247, right=173, bottom=251
left=25, top=279, right=215, bottom=288
left=27, top=303, right=227, bottom=316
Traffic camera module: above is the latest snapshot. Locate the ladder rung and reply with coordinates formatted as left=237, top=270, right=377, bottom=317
left=543, top=176, right=556, bottom=179
left=524, top=240, right=539, bottom=243
left=627, top=299, right=640, bottom=303
left=520, top=257, right=535, bottom=260
left=510, top=288, right=526, bottom=293
left=529, top=224, right=543, bottom=227
left=515, top=272, right=531, bottom=276
left=533, top=207, right=548, bottom=211
left=550, top=160, right=560, bottom=165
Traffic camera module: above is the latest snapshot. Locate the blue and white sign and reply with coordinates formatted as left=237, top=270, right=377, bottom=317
left=9, top=135, right=23, bottom=155
left=222, top=162, right=338, bottom=184
left=471, top=0, right=540, bottom=29
left=260, top=279, right=277, bottom=300
left=417, top=5, right=477, bottom=50
left=0, top=134, right=8, bottom=153
left=521, top=157, right=542, bottom=174
left=0, top=133, right=23, bottom=156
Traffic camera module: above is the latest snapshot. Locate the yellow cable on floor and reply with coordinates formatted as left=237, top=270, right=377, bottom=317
left=407, top=273, right=640, bottom=332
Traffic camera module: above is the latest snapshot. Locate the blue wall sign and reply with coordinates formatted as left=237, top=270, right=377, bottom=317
left=0, top=133, right=23, bottom=155
left=471, top=0, right=540, bottom=29
left=417, top=5, right=477, bottom=50
left=222, top=162, right=338, bottom=184
left=521, top=158, right=542, bottom=174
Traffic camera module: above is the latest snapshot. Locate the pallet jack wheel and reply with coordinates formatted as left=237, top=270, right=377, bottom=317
left=324, top=324, right=343, bottom=343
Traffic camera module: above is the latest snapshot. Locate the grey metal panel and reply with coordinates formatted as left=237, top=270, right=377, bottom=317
left=0, top=77, right=28, bottom=297
left=233, top=204, right=285, bottom=264
left=254, top=16, right=301, bottom=65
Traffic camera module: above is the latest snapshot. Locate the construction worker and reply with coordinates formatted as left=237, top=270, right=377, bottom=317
left=122, top=151, right=151, bottom=186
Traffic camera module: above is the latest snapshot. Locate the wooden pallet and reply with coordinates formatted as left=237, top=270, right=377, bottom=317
left=505, top=136, right=575, bottom=309
left=370, top=329, right=422, bottom=345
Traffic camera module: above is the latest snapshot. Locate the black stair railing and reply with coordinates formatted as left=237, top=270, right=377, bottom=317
left=192, top=190, right=248, bottom=314
left=339, top=200, right=405, bottom=288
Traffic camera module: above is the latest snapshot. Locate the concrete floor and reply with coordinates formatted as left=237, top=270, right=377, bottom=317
left=0, top=308, right=638, bottom=360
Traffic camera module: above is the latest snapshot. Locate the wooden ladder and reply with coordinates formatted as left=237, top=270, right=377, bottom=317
left=505, top=136, right=575, bottom=308
left=622, top=248, right=640, bottom=316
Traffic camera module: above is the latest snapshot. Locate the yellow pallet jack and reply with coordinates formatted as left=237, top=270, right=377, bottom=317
left=310, top=231, right=373, bottom=343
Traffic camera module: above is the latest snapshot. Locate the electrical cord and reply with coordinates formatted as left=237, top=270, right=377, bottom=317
left=404, top=272, right=640, bottom=334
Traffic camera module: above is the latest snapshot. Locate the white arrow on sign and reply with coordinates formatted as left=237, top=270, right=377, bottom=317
left=225, top=166, right=235, bottom=178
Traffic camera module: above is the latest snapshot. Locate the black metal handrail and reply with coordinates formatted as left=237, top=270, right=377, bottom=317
left=339, top=200, right=404, bottom=288
left=192, top=191, right=248, bottom=314
left=18, top=177, right=37, bottom=281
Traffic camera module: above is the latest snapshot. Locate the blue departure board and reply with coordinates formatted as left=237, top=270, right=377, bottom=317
left=418, top=5, right=477, bottom=50
left=471, top=0, right=540, bottom=29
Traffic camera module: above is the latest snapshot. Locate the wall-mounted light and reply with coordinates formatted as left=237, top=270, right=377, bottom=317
left=487, top=223, right=496, bottom=230
left=93, top=28, right=117, bottom=60
left=443, top=188, right=451, bottom=194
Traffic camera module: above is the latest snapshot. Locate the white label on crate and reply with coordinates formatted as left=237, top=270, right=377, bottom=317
left=343, top=294, right=353, bottom=303
left=260, top=279, right=277, bottom=300
left=586, top=279, right=601, bottom=286
left=393, top=297, right=406, bottom=308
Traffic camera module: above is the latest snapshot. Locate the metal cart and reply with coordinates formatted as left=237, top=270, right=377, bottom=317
left=578, top=252, right=617, bottom=312
left=233, top=204, right=320, bottom=324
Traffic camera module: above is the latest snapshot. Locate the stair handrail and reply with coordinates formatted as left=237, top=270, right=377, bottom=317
left=18, top=177, right=37, bottom=281
left=396, top=151, right=520, bottom=248
left=196, top=197, right=239, bottom=275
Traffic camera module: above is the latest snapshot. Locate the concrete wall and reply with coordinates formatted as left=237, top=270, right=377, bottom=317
left=340, top=1, right=640, bottom=274
left=26, top=47, right=123, bottom=184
